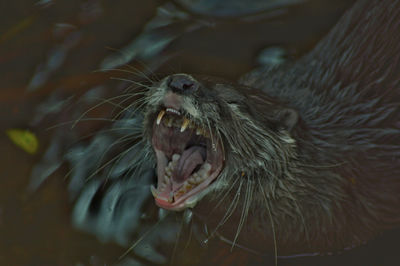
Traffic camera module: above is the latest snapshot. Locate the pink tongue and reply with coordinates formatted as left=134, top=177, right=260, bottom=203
left=174, top=146, right=206, bottom=182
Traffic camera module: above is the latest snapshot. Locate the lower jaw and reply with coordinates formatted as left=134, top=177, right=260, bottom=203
left=151, top=153, right=223, bottom=211
left=151, top=168, right=222, bottom=211
left=151, top=138, right=224, bottom=210
left=153, top=194, right=196, bottom=211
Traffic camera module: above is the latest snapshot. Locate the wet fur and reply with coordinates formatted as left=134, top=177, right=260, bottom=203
left=140, top=0, right=400, bottom=254
left=60, top=0, right=400, bottom=258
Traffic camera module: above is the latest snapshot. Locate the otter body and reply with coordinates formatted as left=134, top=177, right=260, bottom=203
left=145, top=0, right=400, bottom=255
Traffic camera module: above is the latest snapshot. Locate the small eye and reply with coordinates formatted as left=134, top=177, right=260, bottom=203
left=226, top=99, right=242, bottom=105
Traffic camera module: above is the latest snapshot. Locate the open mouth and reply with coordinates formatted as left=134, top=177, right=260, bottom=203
left=150, top=107, right=224, bottom=211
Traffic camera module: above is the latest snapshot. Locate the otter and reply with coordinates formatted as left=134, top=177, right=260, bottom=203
left=142, top=0, right=400, bottom=255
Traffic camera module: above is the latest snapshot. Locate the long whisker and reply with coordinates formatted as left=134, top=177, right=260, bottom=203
left=71, top=93, right=145, bottom=128
left=258, top=177, right=278, bottom=266
left=46, top=118, right=118, bottom=130
left=289, top=190, right=310, bottom=248
left=112, top=93, right=149, bottom=120
left=110, top=96, right=147, bottom=121
left=207, top=179, right=243, bottom=242
left=110, top=77, right=153, bottom=88
left=95, top=67, right=153, bottom=84
left=170, top=212, right=187, bottom=265
left=211, top=172, right=240, bottom=211
left=118, top=214, right=168, bottom=260
left=182, top=210, right=194, bottom=252
left=231, top=176, right=253, bottom=250
left=84, top=136, right=143, bottom=182
left=126, top=62, right=159, bottom=83
left=94, top=133, right=142, bottom=176
left=105, top=139, right=149, bottom=180
left=97, top=46, right=157, bottom=83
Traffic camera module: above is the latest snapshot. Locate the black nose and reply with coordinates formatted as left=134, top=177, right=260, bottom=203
left=167, top=74, right=199, bottom=93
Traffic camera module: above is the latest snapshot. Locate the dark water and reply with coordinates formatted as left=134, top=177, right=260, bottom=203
left=1, top=0, right=399, bottom=265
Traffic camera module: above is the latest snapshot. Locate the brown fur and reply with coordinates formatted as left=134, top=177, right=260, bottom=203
left=143, top=0, right=400, bottom=255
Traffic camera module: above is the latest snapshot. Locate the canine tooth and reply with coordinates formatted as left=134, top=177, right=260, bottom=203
left=156, top=110, right=165, bottom=125
left=180, top=118, right=190, bottom=132
left=196, top=127, right=202, bottom=135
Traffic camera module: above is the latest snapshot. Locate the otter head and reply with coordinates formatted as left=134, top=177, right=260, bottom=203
left=143, top=73, right=298, bottom=212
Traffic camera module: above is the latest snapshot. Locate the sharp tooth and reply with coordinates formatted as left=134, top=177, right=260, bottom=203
left=166, top=108, right=181, bottom=115
left=196, top=127, right=202, bottom=135
left=181, top=118, right=190, bottom=132
left=156, top=110, right=166, bottom=125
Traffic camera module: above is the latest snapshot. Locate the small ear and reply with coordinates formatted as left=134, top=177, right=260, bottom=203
left=276, top=108, right=298, bottom=131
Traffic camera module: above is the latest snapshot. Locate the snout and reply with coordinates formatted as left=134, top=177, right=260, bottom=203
left=166, top=74, right=199, bottom=94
